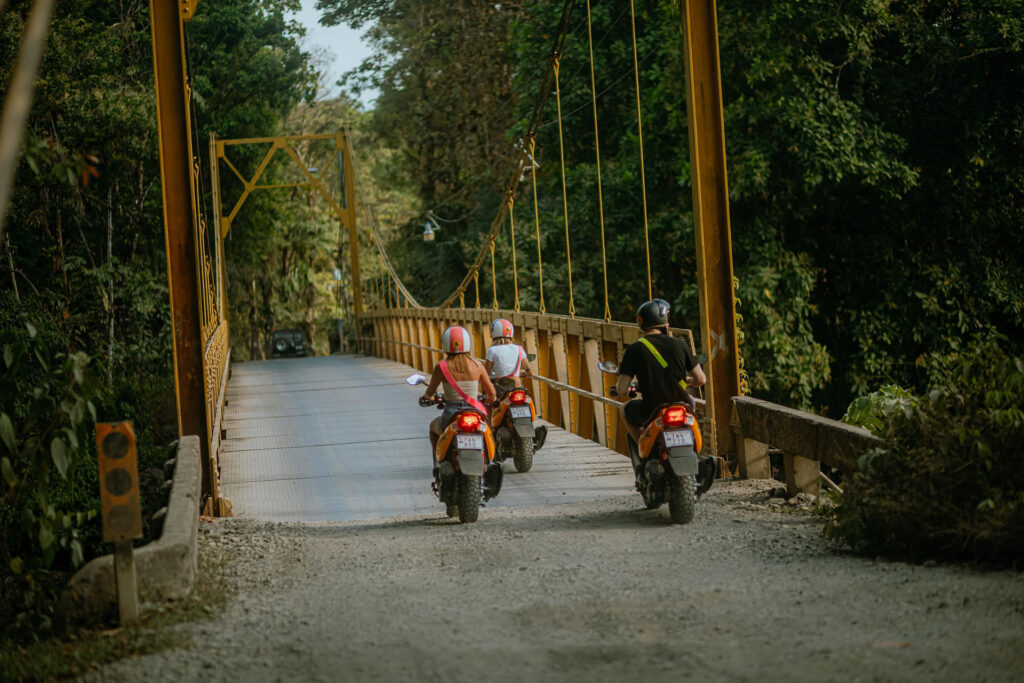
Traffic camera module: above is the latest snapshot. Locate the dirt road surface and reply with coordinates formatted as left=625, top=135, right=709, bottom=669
left=81, top=479, right=1023, bottom=683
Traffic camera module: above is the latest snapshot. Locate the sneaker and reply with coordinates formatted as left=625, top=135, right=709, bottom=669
left=533, top=425, right=548, bottom=451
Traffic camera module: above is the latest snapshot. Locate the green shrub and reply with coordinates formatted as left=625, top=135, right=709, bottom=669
left=826, top=351, right=1024, bottom=564
left=1, top=324, right=99, bottom=638
left=841, top=384, right=918, bottom=436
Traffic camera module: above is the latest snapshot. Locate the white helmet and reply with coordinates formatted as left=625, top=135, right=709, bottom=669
left=441, top=325, right=472, bottom=354
left=490, top=318, right=514, bottom=339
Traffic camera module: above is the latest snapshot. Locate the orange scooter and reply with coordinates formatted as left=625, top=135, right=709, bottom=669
left=489, top=378, right=547, bottom=472
left=407, top=374, right=501, bottom=523
left=599, top=361, right=718, bottom=524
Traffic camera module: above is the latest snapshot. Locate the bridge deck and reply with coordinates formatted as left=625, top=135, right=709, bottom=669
left=219, top=354, right=633, bottom=521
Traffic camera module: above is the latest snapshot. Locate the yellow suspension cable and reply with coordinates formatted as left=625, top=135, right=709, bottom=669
left=629, top=0, right=652, bottom=300
left=433, top=0, right=576, bottom=311
left=507, top=192, right=521, bottom=311
left=553, top=54, right=576, bottom=317
left=490, top=239, right=499, bottom=310
left=343, top=122, right=423, bottom=309
left=459, top=289, right=465, bottom=309
left=585, top=0, right=612, bottom=323
left=473, top=269, right=481, bottom=308
left=364, top=266, right=372, bottom=311
left=528, top=135, right=546, bottom=314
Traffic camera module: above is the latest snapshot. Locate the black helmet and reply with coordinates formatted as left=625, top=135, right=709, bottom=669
left=637, top=299, right=671, bottom=329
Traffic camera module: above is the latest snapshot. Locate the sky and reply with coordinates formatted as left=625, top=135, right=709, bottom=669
left=293, top=0, right=378, bottom=107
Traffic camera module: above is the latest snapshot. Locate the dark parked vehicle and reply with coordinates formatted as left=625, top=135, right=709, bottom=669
left=270, top=328, right=313, bottom=358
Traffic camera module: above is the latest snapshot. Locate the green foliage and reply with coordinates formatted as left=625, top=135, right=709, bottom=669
left=188, top=0, right=316, bottom=138
left=1, top=0, right=318, bottom=642
left=0, top=322, right=98, bottom=638
left=826, top=349, right=1024, bottom=564
left=737, top=248, right=831, bottom=409
left=0, top=536, right=230, bottom=682
left=322, top=0, right=1024, bottom=416
left=842, top=384, right=918, bottom=436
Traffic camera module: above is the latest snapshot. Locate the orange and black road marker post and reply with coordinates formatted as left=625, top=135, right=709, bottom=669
left=96, top=421, right=142, bottom=626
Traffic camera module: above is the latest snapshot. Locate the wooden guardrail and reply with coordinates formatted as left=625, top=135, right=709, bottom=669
left=356, top=307, right=708, bottom=460
left=357, top=307, right=879, bottom=489
left=731, top=395, right=879, bottom=496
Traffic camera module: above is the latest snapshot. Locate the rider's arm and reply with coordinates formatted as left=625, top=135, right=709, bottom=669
left=519, top=347, right=532, bottom=376
left=687, top=363, right=707, bottom=388
left=615, top=373, right=633, bottom=399
left=615, top=343, right=639, bottom=398
left=423, top=365, right=443, bottom=399
left=477, top=364, right=497, bottom=403
left=484, top=359, right=494, bottom=375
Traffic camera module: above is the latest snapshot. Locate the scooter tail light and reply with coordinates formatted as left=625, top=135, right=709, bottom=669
left=509, top=389, right=528, bottom=404
left=662, top=406, right=687, bottom=428
left=457, top=412, right=481, bottom=431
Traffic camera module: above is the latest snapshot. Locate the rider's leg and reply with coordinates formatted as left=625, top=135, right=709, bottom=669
left=618, top=403, right=642, bottom=447
left=429, top=418, right=441, bottom=458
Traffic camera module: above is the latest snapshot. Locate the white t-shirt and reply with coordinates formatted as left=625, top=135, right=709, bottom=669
left=486, top=344, right=527, bottom=378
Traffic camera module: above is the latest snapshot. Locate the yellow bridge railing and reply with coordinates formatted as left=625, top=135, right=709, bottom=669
left=357, top=307, right=709, bottom=460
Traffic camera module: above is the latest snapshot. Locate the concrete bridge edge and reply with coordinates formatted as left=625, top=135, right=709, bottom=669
left=56, top=435, right=202, bottom=630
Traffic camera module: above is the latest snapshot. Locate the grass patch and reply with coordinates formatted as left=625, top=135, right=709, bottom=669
left=0, top=540, right=230, bottom=682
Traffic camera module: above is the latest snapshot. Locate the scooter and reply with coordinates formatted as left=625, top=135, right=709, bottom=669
left=598, top=361, right=718, bottom=524
left=407, top=374, right=502, bottom=523
left=489, top=377, right=547, bottom=473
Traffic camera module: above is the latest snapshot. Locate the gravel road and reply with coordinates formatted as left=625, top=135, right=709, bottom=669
left=80, top=479, right=1023, bottom=683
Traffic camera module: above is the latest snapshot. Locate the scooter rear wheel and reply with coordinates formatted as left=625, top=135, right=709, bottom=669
left=457, top=474, right=480, bottom=523
left=512, top=436, right=534, bottom=473
left=668, top=475, right=696, bottom=524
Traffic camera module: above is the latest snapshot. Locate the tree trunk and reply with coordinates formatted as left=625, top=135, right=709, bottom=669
left=107, top=186, right=115, bottom=383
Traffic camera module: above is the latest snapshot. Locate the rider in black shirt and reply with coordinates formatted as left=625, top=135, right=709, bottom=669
left=615, top=299, right=706, bottom=445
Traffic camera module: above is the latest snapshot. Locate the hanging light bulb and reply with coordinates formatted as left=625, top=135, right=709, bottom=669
left=423, top=213, right=441, bottom=242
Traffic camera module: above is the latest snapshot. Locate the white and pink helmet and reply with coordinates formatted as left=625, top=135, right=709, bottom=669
left=441, top=325, right=472, bottom=354
left=489, top=318, right=514, bottom=340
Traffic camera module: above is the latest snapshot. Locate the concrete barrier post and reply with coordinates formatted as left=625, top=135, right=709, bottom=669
left=784, top=452, right=820, bottom=497
left=738, top=437, right=771, bottom=479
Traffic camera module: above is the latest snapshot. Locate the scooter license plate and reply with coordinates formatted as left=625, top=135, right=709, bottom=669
left=510, top=406, right=531, bottom=419
left=456, top=434, right=484, bottom=450
left=663, top=430, right=693, bottom=448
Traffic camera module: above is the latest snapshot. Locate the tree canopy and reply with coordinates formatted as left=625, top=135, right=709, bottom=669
left=320, top=0, right=1024, bottom=412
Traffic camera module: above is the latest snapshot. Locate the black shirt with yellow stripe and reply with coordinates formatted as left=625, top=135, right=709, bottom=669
left=619, top=332, right=697, bottom=423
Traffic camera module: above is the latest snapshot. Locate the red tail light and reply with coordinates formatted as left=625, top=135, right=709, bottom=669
left=662, top=406, right=687, bottom=428
left=457, top=412, right=481, bottom=431
left=509, top=389, right=528, bottom=405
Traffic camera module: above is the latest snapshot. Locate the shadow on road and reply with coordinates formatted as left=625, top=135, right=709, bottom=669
left=293, top=498, right=691, bottom=536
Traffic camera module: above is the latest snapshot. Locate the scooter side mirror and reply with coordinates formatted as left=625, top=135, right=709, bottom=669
left=598, top=360, right=619, bottom=374
left=526, top=353, right=537, bottom=362
left=405, top=374, right=427, bottom=386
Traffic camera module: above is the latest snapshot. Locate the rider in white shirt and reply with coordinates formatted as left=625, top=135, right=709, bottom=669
left=484, top=318, right=532, bottom=390
left=484, top=318, right=547, bottom=451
